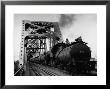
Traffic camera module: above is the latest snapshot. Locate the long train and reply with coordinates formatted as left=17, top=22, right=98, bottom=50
left=29, top=37, right=97, bottom=76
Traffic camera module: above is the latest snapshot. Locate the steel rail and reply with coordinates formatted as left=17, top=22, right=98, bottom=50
left=32, top=63, right=60, bottom=76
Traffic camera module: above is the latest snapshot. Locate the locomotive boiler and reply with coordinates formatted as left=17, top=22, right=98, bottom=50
left=49, top=37, right=91, bottom=73
left=51, top=37, right=91, bottom=63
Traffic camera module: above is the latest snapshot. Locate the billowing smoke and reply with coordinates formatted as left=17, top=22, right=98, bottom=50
left=59, top=14, right=75, bottom=29
left=58, top=14, right=76, bottom=42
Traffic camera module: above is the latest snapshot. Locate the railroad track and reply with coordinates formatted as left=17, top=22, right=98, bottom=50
left=29, top=62, right=60, bottom=76
left=29, top=66, right=41, bottom=76
left=35, top=64, right=60, bottom=76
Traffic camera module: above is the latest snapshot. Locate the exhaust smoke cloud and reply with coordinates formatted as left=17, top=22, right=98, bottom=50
left=59, top=14, right=75, bottom=28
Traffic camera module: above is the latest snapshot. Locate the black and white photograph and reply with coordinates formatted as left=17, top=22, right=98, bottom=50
left=4, top=4, right=106, bottom=85
left=14, top=14, right=97, bottom=76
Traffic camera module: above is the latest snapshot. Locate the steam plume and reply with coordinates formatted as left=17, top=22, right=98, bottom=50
left=59, top=14, right=75, bottom=28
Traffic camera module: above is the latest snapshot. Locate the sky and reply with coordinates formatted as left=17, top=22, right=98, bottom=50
left=14, top=14, right=97, bottom=63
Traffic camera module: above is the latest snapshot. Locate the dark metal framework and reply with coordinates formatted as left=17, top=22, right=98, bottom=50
left=1, top=0, right=109, bottom=88
left=21, top=20, right=62, bottom=72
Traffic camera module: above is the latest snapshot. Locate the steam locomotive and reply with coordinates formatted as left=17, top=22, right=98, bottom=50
left=29, top=37, right=96, bottom=75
